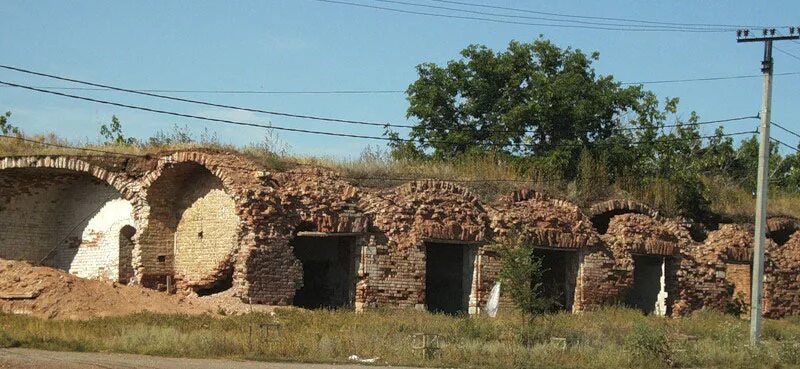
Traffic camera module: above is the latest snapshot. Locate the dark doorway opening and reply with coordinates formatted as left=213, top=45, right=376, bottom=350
left=532, top=248, right=579, bottom=312
left=118, top=225, right=136, bottom=284
left=291, top=235, right=357, bottom=309
left=425, top=242, right=474, bottom=315
left=626, top=255, right=667, bottom=315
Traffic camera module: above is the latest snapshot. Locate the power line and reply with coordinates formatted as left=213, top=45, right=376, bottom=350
left=772, top=121, right=800, bottom=140
left=429, top=0, right=767, bottom=29
left=314, top=0, right=728, bottom=32
left=0, top=79, right=756, bottom=151
left=0, top=80, right=410, bottom=142
left=776, top=46, right=800, bottom=62
left=0, top=65, right=758, bottom=136
left=3, top=68, right=796, bottom=97
left=373, top=0, right=729, bottom=31
left=0, top=64, right=399, bottom=129
left=770, top=137, right=799, bottom=153
left=0, top=86, right=407, bottom=94
left=619, top=72, right=800, bottom=85
left=0, top=134, right=142, bottom=157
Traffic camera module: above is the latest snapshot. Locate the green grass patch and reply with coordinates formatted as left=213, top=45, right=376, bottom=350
left=1, top=307, right=799, bottom=368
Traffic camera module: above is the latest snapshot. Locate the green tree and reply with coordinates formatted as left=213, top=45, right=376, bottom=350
left=0, top=111, right=20, bottom=136
left=393, top=38, right=644, bottom=163
left=99, top=115, right=137, bottom=145
left=497, top=239, right=556, bottom=320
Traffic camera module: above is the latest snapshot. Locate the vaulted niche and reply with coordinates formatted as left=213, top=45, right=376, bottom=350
left=139, top=162, right=238, bottom=290
left=291, top=234, right=359, bottom=309
left=0, top=168, right=135, bottom=282
left=425, top=241, right=476, bottom=315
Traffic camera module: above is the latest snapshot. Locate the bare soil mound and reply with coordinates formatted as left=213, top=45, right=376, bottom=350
left=0, top=260, right=270, bottom=320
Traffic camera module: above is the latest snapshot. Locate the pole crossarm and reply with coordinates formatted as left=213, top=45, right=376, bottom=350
left=737, top=27, right=800, bottom=43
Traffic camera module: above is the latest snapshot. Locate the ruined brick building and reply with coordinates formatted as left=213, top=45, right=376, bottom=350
left=2, top=150, right=800, bottom=317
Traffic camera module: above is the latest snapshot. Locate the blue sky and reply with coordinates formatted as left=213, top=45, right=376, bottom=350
left=1, top=1, right=799, bottom=158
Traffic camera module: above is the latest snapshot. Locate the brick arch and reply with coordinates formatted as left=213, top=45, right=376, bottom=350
left=273, top=167, right=370, bottom=235
left=588, top=199, right=661, bottom=234
left=135, top=151, right=274, bottom=292
left=603, top=213, right=691, bottom=257
left=0, top=156, right=138, bottom=198
left=0, top=157, right=139, bottom=282
left=767, top=216, right=800, bottom=246
left=377, top=180, right=491, bottom=242
left=491, top=189, right=599, bottom=249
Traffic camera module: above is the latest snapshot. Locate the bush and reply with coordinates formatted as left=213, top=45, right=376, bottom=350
left=497, top=239, right=558, bottom=320
left=626, top=322, right=673, bottom=367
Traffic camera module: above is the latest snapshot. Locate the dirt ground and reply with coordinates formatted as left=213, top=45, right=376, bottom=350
left=0, top=259, right=274, bottom=319
left=0, top=348, right=421, bottom=369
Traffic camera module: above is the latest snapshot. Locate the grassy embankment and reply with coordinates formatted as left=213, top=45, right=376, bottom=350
left=3, top=134, right=800, bottom=220
left=1, top=307, right=800, bottom=369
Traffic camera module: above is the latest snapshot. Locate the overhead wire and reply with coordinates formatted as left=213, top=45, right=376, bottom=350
left=771, top=137, right=799, bottom=153
left=0, top=79, right=758, bottom=152
left=313, top=0, right=729, bottom=33
left=619, top=72, right=800, bottom=85
left=772, top=121, right=800, bottom=141
left=2, top=71, right=797, bottom=95
left=0, top=86, right=407, bottom=94
left=0, top=65, right=759, bottom=136
left=428, top=0, right=768, bottom=29
left=0, top=134, right=142, bottom=157
left=776, top=46, right=800, bottom=62
left=372, top=0, right=731, bottom=31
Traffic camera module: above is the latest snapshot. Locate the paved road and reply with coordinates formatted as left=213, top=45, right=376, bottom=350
left=0, top=348, right=426, bottom=369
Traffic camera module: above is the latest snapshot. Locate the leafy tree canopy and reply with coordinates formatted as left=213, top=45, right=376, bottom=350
left=392, top=38, right=645, bottom=159
left=0, top=111, right=21, bottom=136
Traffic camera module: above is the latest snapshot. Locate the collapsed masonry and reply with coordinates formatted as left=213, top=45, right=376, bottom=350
left=2, top=151, right=800, bottom=317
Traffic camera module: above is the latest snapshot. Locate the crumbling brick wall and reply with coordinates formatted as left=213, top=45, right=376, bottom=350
left=488, top=189, right=600, bottom=312
left=357, top=180, right=490, bottom=311
left=673, top=224, right=777, bottom=316
left=601, top=213, right=692, bottom=315
left=764, top=231, right=800, bottom=318
left=767, top=216, right=800, bottom=246
left=588, top=199, right=660, bottom=234
left=6, top=153, right=800, bottom=318
left=580, top=201, right=682, bottom=312
left=241, top=167, right=368, bottom=305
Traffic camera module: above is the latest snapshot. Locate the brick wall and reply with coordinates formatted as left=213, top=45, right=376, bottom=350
left=0, top=168, right=135, bottom=281
left=5, top=153, right=800, bottom=318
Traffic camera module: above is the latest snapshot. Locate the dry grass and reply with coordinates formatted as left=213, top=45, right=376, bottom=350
left=2, top=136, right=799, bottom=219
left=1, top=307, right=800, bottom=369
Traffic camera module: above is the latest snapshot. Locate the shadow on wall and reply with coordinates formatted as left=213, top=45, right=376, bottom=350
left=0, top=168, right=136, bottom=282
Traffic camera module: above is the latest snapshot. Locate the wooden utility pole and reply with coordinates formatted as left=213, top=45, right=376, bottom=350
left=737, top=27, right=799, bottom=344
